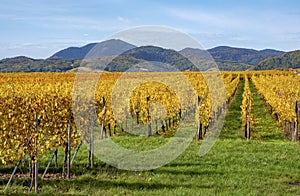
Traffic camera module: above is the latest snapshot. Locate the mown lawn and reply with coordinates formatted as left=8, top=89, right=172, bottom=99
left=2, top=140, right=299, bottom=195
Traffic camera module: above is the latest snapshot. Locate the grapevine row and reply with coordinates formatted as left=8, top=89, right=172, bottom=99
left=252, top=72, right=300, bottom=141
left=241, top=74, right=252, bottom=139
left=0, top=71, right=241, bottom=166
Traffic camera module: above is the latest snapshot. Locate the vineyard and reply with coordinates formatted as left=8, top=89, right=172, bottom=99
left=0, top=70, right=300, bottom=195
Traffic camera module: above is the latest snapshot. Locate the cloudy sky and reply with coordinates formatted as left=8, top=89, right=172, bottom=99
left=0, top=0, right=299, bottom=59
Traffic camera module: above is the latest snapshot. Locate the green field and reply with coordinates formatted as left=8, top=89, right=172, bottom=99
left=1, top=80, right=300, bottom=195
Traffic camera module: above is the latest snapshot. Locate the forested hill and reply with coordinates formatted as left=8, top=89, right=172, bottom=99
left=105, top=46, right=199, bottom=72
left=49, top=39, right=136, bottom=59
left=207, top=46, right=284, bottom=65
left=0, top=39, right=293, bottom=72
left=0, top=56, right=81, bottom=72
left=255, top=50, right=300, bottom=70
left=179, top=47, right=284, bottom=71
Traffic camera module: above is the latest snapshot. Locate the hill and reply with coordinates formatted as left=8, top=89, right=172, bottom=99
left=207, top=46, right=284, bottom=65
left=49, top=39, right=136, bottom=59
left=180, top=48, right=253, bottom=71
left=215, top=60, right=253, bottom=71
left=0, top=39, right=137, bottom=72
left=105, top=46, right=199, bottom=72
left=256, top=50, right=300, bottom=70
left=0, top=39, right=290, bottom=72
left=0, top=56, right=81, bottom=72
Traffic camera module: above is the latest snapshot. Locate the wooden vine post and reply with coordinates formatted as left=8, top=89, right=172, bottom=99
left=88, top=109, right=95, bottom=168
left=146, top=96, right=152, bottom=136
left=31, top=113, right=41, bottom=192
left=292, top=100, right=298, bottom=141
left=245, top=111, right=250, bottom=140
left=100, top=97, right=107, bottom=140
left=245, top=95, right=251, bottom=140
left=242, top=76, right=251, bottom=141
left=62, top=113, right=72, bottom=178
left=197, top=96, right=203, bottom=140
left=67, top=114, right=71, bottom=179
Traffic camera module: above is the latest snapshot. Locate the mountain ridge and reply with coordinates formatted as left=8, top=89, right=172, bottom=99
left=0, top=56, right=81, bottom=72
left=49, top=39, right=136, bottom=59
left=255, top=50, right=300, bottom=70
left=207, top=46, right=284, bottom=65
left=0, top=39, right=294, bottom=72
left=105, top=45, right=199, bottom=72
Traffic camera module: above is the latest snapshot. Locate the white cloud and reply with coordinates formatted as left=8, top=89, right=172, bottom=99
left=117, top=16, right=130, bottom=23
left=165, top=8, right=241, bottom=29
left=13, top=15, right=133, bottom=32
left=164, top=6, right=300, bottom=51
left=165, top=7, right=300, bottom=35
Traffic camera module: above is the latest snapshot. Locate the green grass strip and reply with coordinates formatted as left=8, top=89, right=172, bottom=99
left=220, top=79, right=244, bottom=140
left=249, top=80, right=284, bottom=141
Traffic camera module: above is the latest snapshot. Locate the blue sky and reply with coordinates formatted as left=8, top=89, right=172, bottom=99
left=0, top=0, right=300, bottom=59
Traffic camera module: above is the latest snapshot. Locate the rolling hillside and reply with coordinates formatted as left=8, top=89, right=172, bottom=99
left=180, top=47, right=253, bottom=71
left=256, top=50, right=300, bottom=70
left=105, top=46, right=198, bottom=72
left=49, top=39, right=136, bottom=59
left=0, top=56, right=81, bottom=72
left=0, top=39, right=291, bottom=72
left=207, top=46, right=284, bottom=65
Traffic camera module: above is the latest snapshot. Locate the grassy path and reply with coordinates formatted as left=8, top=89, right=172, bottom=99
left=219, top=79, right=244, bottom=140
left=249, top=80, right=284, bottom=141
left=220, top=78, right=284, bottom=141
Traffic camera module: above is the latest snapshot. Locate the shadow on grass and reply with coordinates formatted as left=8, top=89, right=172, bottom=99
left=155, top=167, right=224, bottom=176
left=41, top=174, right=215, bottom=191
left=165, top=162, right=218, bottom=167
left=1, top=161, right=222, bottom=192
